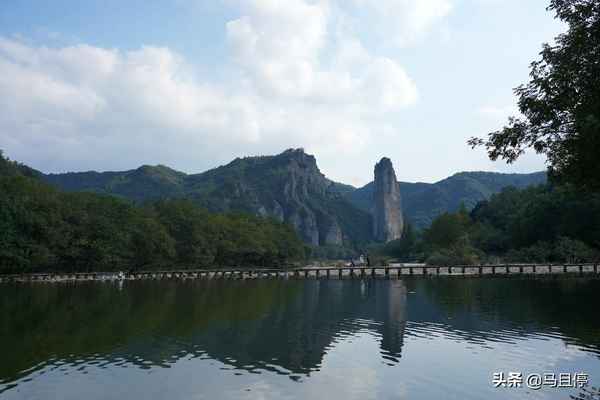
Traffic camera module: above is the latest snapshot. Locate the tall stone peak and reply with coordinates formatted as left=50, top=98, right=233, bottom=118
left=376, top=157, right=393, bottom=169
left=372, top=157, right=404, bottom=242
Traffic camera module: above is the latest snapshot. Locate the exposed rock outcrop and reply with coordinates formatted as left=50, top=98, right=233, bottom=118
left=346, top=171, right=546, bottom=230
left=41, top=148, right=374, bottom=247
left=372, top=158, right=403, bottom=242
left=191, top=148, right=371, bottom=247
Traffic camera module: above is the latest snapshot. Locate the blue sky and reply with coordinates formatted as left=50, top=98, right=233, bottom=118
left=0, top=0, right=564, bottom=185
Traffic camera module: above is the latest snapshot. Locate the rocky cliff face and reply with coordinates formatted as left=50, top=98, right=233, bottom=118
left=277, top=149, right=338, bottom=245
left=40, top=148, right=374, bottom=247
left=372, top=158, right=404, bottom=242
left=194, top=148, right=372, bottom=246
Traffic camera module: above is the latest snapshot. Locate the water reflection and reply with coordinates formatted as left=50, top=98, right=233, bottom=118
left=1, top=277, right=599, bottom=399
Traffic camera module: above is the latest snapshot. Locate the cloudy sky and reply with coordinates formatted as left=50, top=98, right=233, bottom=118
left=0, top=0, right=564, bottom=186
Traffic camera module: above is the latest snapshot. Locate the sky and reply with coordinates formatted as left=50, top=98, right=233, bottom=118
left=0, top=0, right=565, bottom=186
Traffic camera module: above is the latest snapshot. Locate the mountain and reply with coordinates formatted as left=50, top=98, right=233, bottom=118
left=41, top=150, right=547, bottom=243
left=0, top=150, right=42, bottom=179
left=43, top=164, right=187, bottom=202
left=347, top=171, right=547, bottom=229
left=43, top=149, right=372, bottom=247
left=372, top=158, right=403, bottom=242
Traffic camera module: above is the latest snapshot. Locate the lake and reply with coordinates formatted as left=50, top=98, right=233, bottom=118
left=1, top=277, right=599, bottom=399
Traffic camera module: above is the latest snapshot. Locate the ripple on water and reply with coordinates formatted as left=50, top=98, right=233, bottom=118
left=1, top=278, right=599, bottom=400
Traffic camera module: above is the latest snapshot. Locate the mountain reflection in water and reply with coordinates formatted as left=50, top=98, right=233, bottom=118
left=1, top=278, right=599, bottom=400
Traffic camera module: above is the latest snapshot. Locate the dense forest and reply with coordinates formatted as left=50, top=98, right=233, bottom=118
left=42, top=149, right=374, bottom=249
left=379, top=0, right=600, bottom=267
left=378, top=184, right=600, bottom=265
left=3, top=147, right=600, bottom=271
left=347, top=171, right=546, bottom=229
left=0, top=151, right=306, bottom=274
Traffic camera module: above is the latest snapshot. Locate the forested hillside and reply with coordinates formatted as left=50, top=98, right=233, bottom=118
left=44, top=149, right=373, bottom=248
left=348, top=171, right=547, bottom=229
left=378, top=184, right=600, bottom=265
left=0, top=151, right=306, bottom=273
left=42, top=150, right=547, bottom=241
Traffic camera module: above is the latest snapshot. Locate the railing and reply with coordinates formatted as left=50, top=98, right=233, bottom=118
left=0, top=263, right=599, bottom=283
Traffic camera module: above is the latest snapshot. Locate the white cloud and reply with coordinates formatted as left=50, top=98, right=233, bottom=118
left=225, top=0, right=417, bottom=107
left=0, top=39, right=261, bottom=171
left=0, top=0, right=426, bottom=179
left=347, top=0, right=453, bottom=45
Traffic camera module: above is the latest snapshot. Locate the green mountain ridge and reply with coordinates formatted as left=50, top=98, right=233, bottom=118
left=40, top=149, right=547, bottom=241
left=0, top=151, right=307, bottom=272
left=347, top=171, right=547, bottom=229
left=45, top=149, right=372, bottom=247
left=43, top=164, right=187, bottom=201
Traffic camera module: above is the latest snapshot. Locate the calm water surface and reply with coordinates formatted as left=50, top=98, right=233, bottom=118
left=1, top=277, right=599, bottom=399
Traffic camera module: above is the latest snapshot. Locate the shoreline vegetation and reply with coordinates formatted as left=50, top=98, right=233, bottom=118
left=0, top=151, right=306, bottom=274
left=2, top=150, right=600, bottom=275
left=370, top=184, right=600, bottom=267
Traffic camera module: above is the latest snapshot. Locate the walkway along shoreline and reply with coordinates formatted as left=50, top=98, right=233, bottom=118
left=1, top=263, right=599, bottom=283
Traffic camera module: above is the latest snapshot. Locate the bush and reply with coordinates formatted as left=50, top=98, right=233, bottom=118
left=308, top=245, right=357, bottom=260
left=504, top=237, right=599, bottom=263
left=425, top=242, right=484, bottom=266
left=554, top=236, right=599, bottom=263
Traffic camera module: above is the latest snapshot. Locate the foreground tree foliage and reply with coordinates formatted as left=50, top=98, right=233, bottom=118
left=0, top=153, right=305, bottom=273
left=379, top=184, right=600, bottom=265
left=469, top=0, right=600, bottom=190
